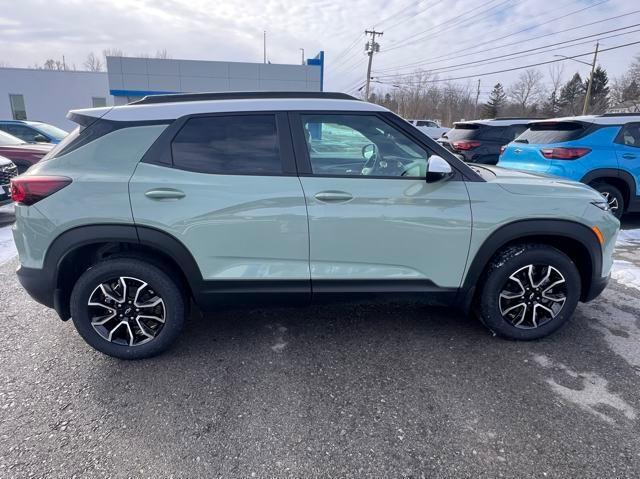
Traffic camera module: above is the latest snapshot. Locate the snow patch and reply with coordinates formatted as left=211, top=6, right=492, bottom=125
left=616, top=228, right=640, bottom=248
left=533, top=354, right=636, bottom=424
left=611, top=260, right=640, bottom=291
left=0, top=225, right=16, bottom=266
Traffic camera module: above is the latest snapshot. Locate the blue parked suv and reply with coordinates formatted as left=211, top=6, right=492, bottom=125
left=499, top=114, right=640, bottom=218
left=0, top=120, right=68, bottom=144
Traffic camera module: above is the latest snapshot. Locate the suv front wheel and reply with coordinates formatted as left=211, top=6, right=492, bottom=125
left=591, top=182, right=624, bottom=219
left=70, top=258, right=186, bottom=359
left=476, top=244, right=581, bottom=340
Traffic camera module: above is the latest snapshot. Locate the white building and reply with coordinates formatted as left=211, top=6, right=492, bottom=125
left=0, top=53, right=324, bottom=131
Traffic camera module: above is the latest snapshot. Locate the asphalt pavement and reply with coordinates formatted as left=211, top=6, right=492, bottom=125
left=1, top=212, right=640, bottom=478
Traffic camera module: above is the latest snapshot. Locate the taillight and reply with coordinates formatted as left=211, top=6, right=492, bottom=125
left=10, top=176, right=72, bottom=206
left=452, top=140, right=481, bottom=151
left=540, top=147, right=591, bottom=160
left=499, top=145, right=507, bottom=155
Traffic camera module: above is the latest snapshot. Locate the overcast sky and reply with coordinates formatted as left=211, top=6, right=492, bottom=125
left=0, top=0, right=639, bottom=100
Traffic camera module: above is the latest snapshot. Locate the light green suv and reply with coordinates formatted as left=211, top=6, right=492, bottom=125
left=10, top=92, right=619, bottom=359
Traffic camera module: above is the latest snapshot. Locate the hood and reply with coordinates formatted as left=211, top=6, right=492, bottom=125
left=476, top=164, right=602, bottom=201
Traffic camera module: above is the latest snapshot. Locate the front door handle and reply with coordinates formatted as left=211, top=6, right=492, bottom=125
left=622, top=153, right=637, bottom=159
left=145, top=188, right=185, bottom=200
left=314, top=191, right=353, bottom=203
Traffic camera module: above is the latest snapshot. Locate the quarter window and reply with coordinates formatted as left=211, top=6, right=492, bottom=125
left=171, top=115, right=282, bottom=174
left=301, top=114, right=432, bottom=178
left=618, top=123, right=640, bottom=148
left=9, top=94, right=27, bottom=120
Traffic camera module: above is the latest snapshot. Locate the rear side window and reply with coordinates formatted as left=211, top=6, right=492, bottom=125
left=516, top=122, right=587, bottom=144
left=171, top=115, right=281, bottom=174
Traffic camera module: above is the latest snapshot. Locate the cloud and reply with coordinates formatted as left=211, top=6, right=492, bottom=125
left=0, top=0, right=638, bottom=97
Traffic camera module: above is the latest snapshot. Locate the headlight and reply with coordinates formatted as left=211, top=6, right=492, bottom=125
left=591, top=200, right=610, bottom=211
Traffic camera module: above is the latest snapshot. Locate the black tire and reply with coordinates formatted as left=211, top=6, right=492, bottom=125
left=591, top=182, right=624, bottom=219
left=476, top=244, right=581, bottom=340
left=70, top=258, right=186, bottom=359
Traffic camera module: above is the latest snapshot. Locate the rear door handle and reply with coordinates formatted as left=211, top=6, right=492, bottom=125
left=622, top=153, right=637, bottom=159
left=145, top=188, right=185, bottom=200
left=314, top=191, right=353, bottom=203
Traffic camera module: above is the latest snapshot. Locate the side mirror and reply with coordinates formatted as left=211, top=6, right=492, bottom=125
left=426, top=155, right=453, bottom=183
left=362, top=143, right=377, bottom=161
left=33, top=134, right=50, bottom=143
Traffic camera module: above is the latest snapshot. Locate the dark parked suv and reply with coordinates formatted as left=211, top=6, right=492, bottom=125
left=438, top=118, right=538, bottom=165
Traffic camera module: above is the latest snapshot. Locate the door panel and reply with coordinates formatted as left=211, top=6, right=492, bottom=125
left=615, top=123, right=640, bottom=198
left=130, top=163, right=310, bottom=280
left=292, top=112, right=472, bottom=289
left=300, top=176, right=472, bottom=287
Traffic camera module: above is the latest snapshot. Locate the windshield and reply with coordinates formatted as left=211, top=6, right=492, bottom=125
left=0, top=130, right=26, bottom=146
left=33, top=123, right=68, bottom=141
left=516, top=122, right=586, bottom=144
left=444, top=124, right=483, bottom=141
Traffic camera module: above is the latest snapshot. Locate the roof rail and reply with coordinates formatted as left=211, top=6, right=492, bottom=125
left=129, top=91, right=359, bottom=105
left=599, top=112, right=640, bottom=117
left=492, top=117, right=546, bottom=120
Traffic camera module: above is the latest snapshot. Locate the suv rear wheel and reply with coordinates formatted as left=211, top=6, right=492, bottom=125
left=591, top=182, right=624, bottom=219
left=70, top=258, right=186, bottom=359
left=476, top=244, right=581, bottom=340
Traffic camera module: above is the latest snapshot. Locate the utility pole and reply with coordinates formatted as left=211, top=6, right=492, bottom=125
left=263, top=31, right=267, bottom=64
left=300, top=48, right=305, bottom=65
left=582, top=41, right=599, bottom=115
left=474, top=79, right=481, bottom=118
left=364, top=29, right=383, bottom=101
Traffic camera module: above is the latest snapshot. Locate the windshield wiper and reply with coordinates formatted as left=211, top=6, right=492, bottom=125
left=514, top=139, right=529, bottom=144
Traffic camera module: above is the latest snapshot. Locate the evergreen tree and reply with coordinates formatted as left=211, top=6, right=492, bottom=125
left=542, top=90, right=561, bottom=117
left=558, top=73, right=583, bottom=115
left=584, top=66, right=609, bottom=114
left=483, top=83, right=507, bottom=118
left=622, top=80, right=640, bottom=102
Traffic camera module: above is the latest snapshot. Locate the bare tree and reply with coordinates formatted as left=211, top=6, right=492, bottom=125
left=84, top=52, right=104, bottom=72
left=103, top=48, right=126, bottom=59
left=508, top=69, right=545, bottom=115
left=155, top=49, right=170, bottom=59
left=0, top=60, right=10, bottom=68
left=40, top=59, right=68, bottom=70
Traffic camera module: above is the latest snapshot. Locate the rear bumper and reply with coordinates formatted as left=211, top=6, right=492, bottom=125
left=583, top=274, right=609, bottom=302
left=16, top=264, right=55, bottom=308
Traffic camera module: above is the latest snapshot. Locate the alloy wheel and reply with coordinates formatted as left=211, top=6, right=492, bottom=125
left=600, top=191, right=619, bottom=213
left=498, top=264, right=567, bottom=329
left=88, top=276, right=165, bottom=346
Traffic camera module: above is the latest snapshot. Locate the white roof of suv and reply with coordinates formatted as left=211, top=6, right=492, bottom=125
left=529, top=114, right=640, bottom=126
left=69, top=92, right=388, bottom=123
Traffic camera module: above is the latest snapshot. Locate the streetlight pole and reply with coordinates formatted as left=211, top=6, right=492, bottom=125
left=299, top=48, right=305, bottom=65
left=582, top=42, right=599, bottom=115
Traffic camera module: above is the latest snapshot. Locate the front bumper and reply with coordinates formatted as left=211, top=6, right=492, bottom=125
left=583, top=273, right=610, bottom=303
left=0, top=184, right=11, bottom=206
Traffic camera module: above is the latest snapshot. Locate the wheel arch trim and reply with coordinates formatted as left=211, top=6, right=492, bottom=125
left=459, top=219, right=603, bottom=310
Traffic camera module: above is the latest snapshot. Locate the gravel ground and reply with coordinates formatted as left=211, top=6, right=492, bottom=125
left=1, top=212, right=640, bottom=478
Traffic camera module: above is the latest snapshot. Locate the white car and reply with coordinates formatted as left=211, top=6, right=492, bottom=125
left=407, top=119, right=449, bottom=139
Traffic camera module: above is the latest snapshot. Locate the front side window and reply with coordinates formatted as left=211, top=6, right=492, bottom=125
left=9, top=94, right=27, bottom=120
left=3, top=124, right=39, bottom=142
left=0, top=129, right=26, bottom=146
left=172, top=115, right=282, bottom=175
left=618, top=123, right=640, bottom=148
left=301, top=114, right=431, bottom=178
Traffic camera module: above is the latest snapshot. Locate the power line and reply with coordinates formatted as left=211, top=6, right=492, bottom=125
left=383, top=0, right=510, bottom=53
left=331, top=33, right=365, bottom=67
left=374, top=40, right=640, bottom=85
left=380, top=0, right=447, bottom=31
left=373, top=23, right=640, bottom=79
left=378, top=0, right=614, bottom=71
